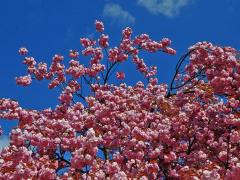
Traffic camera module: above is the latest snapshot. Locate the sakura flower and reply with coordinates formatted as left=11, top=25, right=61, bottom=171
left=19, top=47, right=28, bottom=55
left=69, top=50, right=79, bottom=59
left=99, top=34, right=109, bottom=48
left=116, top=72, right=125, bottom=80
left=15, top=74, right=32, bottom=86
left=95, top=20, right=104, bottom=32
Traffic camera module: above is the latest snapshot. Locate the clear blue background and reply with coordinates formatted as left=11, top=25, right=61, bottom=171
left=0, top=0, right=239, bottom=137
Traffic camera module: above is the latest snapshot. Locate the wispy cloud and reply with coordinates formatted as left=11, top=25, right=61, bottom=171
left=137, top=0, right=192, bottom=17
left=0, top=135, right=10, bottom=152
left=103, top=3, right=135, bottom=25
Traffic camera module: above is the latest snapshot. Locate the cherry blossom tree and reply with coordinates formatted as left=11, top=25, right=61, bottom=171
left=0, top=20, right=240, bottom=179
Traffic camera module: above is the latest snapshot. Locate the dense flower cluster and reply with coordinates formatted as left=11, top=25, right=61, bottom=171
left=0, top=20, right=239, bottom=179
left=15, top=75, right=32, bottom=86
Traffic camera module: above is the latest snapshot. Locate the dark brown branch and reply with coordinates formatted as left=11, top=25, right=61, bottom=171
left=168, top=49, right=195, bottom=96
left=186, top=135, right=196, bottom=155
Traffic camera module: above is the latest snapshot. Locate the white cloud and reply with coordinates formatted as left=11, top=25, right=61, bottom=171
left=0, top=135, right=10, bottom=152
left=137, top=0, right=192, bottom=17
left=103, top=3, right=135, bottom=25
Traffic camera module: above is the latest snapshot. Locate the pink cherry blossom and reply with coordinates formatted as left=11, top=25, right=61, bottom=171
left=80, top=38, right=96, bottom=48
left=122, top=27, right=132, bottom=39
left=19, top=47, right=28, bottom=55
left=15, top=74, right=32, bottom=86
left=69, top=50, right=79, bottom=59
left=116, top=72, right=125, bottom=80
left=95, top=20, right=104, bottom=32
left=98, top=34, right=109, bottom=48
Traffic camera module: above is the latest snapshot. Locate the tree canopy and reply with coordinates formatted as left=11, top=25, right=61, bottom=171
left=0, top=20, right=240, bottom=179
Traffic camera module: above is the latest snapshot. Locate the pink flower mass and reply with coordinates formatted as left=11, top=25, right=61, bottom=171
left=0, top=20, right=240, bottom=179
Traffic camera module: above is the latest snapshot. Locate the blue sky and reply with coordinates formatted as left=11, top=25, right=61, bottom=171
left=0, top=0, right=239, bottom=148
